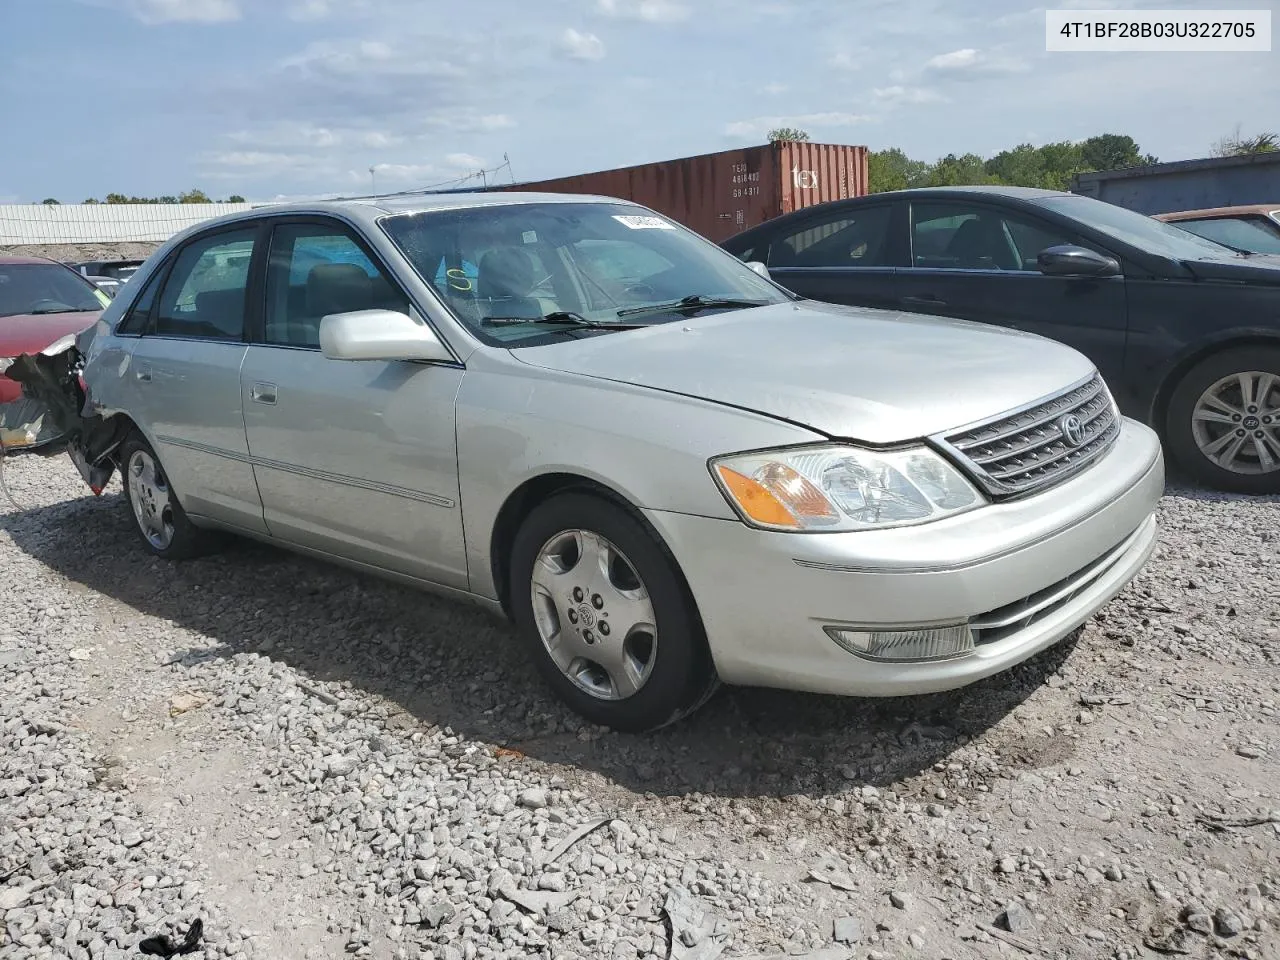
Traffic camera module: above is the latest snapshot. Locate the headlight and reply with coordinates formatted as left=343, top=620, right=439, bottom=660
left=0, top=358, right=12, bottom=374
left=710, top=444, right=983, bottom=532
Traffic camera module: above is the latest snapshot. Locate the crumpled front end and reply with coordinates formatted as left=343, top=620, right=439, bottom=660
left=0, top=336, right=130, bottom=495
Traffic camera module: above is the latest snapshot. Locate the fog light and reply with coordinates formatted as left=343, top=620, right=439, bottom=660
left=825, top=625, right=974, bottom=662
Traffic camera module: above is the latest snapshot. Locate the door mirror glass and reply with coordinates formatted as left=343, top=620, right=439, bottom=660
left=1037, top=244, right=1121, bottom=278
left=319, top=309, right=453, bottom=363
left=745, top=260, right=771, bottom=280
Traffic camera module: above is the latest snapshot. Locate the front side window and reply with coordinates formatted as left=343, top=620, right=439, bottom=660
left=0, top=263, right=107, bottom=318
left=911, top=202, right=1082, bottom=271
left=381, top=201, right=788, bottom=346
left=264, top=223, right=409, bottom=348
left=767, top=206, right=893, bottom=268
left=153, top=229, right=256, bottom=340
left=1172, top=216, right=1280, bottom=255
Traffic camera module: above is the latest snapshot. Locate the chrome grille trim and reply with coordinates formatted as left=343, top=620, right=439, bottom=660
left=970, top=522, right=1144, bottom=645
left=932, top=373, right=1121, bottom=498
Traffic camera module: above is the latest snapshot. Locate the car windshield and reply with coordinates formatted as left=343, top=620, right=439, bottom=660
left=1033, top=195, right=1243, bottom=262
left=380, top=201, right=789, bottom=346
left=0, top=263, right=107, bottom=318
left=1172, top=216, right=1280, bottom=255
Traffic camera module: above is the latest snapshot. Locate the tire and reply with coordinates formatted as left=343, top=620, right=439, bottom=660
left=1165, top=346, right=1280, bottom=494
left=118, top=432, right=222, bottom=559
left=508, top=492, right=719, bottom=732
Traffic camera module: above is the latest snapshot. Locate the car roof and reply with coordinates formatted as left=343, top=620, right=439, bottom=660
left=1155, top=204, right=1280, bottom=221
left=238, top=191, right=637, bottom=220
left=0, top=253, right=57, bottom=266
left=864, top=185, right=1068, bottom=201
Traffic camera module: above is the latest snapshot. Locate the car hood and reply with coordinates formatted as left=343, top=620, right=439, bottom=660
left=1182, top=255, right=1280, bottom=284
left=0, top=311, right=101, bottom=357
left=511, top=300, right=1097, bottom=443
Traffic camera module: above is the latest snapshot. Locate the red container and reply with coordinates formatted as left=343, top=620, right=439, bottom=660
left=491, top=142, right=868, bottom=243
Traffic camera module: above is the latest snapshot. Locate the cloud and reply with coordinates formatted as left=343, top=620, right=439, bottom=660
left=444, top=153, right=486, bottom=169
left=126, top=0, right=240, bottom=22
left=559, top=28, right=606, bottom=60
left=595, top=0, right=690, bottom=23
left=829, top=47, right=872, bottom=72
left=924, top=47, right=1028, bottom=76
left=723, top=112, right=872, bottom=138
left=872, top=85, right=946, bottom=106
left=287, top=0, right=332, bottom=18
left=762, top=82, right=788, bottom=96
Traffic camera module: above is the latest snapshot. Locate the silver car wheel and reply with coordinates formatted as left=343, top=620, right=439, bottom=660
left=529, top=529, right=658, bottom=702
left=127, top=449, right=176, bottom=550
left=1191, top=371, right=1280, bottom=476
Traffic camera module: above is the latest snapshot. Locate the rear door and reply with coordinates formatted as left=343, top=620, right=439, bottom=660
left=239, top=217, right=469, bottom=588
left=896, top=199, right=1130, bottom=387
left=125, top=223, right=268, bottom=534
left=755, top=202, right=906, bottom=309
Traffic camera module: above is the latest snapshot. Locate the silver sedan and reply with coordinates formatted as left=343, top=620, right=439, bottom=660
left=66, top=193, right=1163, bottom=731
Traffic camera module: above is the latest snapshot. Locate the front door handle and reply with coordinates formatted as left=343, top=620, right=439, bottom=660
left=135, top=363, right=152, bottom=383
left=901, top=295, right=947, bottom=308
left=251, top=382, right=278, bottom=405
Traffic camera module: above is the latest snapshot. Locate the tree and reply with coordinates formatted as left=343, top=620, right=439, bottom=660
left=104, top=193, right=129, bottom=204
left=228, top=194, right=246, bottom=203
left=767, top=127, right=810, bottom=142
left=178, top=188, right=211, bottom=203
left=41, top=198, right=60, bottom=205
left=1080, top=133, right=1155, bottom=171
left=868, top=147, right=930, bottom=193
left=1211, top=126, right=1278, bottom=157
left=925, top=153, right=996, bottom=187
left=83, top=198, right=100, bottom=204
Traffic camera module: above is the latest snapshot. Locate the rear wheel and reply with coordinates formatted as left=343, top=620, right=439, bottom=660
left=509, top=493, right=718, bottom=732
left=1165, top=347, right=1280, bottom=494
left=119, top=433, right=222, bottom=559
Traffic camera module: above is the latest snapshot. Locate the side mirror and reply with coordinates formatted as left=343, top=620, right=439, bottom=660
left=745, top=260, right=771, bottom=280
left=319, top=309, right=454, bottom=363
left=1037, top=245, right=1121, bottom=278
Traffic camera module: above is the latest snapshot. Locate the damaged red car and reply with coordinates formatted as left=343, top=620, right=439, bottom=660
left=0, top=255, right=108, bottom=451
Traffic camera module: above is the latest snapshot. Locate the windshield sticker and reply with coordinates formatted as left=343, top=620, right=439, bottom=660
left=522, top=230, right=537, bottom=244
left=613, top=215, right=674, bottom=230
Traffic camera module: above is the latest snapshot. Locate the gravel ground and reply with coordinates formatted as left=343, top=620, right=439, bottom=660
left=0, top=453, right=1277, bottom=960
left=0, top=243, right=162, bottom=264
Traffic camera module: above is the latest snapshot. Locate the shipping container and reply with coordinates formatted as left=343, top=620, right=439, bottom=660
left=1070, top=152, right=1280, bottom=215
left=480, top=142, right=868, bottom=243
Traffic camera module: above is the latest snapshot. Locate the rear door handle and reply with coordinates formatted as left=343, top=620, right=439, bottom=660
left=901, top=295, right=947, bottom=308
left=251, top=382, right=277, bottom=405
left=135, top=363, right=152, bottom=383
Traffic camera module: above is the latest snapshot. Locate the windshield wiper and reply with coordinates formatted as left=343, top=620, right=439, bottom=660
left=616, top=295, right=770, bottom=318
left=480, top=311, right=647, bottom=330
left=30, top=307, right=94, bottom=315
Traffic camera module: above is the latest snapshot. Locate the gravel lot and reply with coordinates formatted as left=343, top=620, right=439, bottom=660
left=1, top=453, right=1277, bottom=960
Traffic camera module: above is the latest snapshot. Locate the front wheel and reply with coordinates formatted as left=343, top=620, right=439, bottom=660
left=509, top=493, right=718, bottom=732
left=1165, top=347, right=1280, bottom=494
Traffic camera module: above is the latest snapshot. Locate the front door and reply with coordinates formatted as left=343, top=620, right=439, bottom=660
left=761, top=202, right=905, bottom=310
left=240, top=219, right=468, bottom=589
left=896, top=199, right=1130, bottom=390
left=126, top=224, right=268, bottom=534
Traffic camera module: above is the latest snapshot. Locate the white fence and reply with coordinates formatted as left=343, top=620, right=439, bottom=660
left=0, top=203, right=262, bottom=245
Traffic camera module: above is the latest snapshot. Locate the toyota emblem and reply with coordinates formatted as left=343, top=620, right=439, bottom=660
left=1058, top=413, right=1085, bottom=447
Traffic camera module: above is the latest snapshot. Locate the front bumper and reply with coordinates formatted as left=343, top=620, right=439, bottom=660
left=645, top=417, right=1163, bottom=697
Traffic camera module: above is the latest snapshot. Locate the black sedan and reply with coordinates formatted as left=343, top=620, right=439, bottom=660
left=722, top=186, right=1280, bottom=494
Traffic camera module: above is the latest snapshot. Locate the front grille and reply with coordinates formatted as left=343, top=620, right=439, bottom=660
left=935, top=374, right=1120, bottom=498
left=969, top=522, right=1144, bottom=646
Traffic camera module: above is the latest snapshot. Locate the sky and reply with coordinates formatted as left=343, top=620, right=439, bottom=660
left=1, top=0, right=1277, bottom=203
